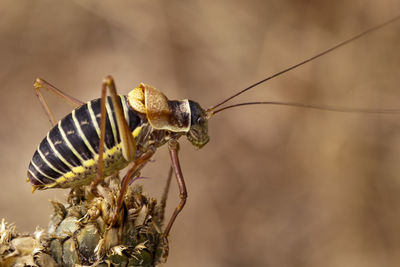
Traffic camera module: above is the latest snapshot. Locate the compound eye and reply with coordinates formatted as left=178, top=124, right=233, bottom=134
left=197, top=117, right=205, bottom=125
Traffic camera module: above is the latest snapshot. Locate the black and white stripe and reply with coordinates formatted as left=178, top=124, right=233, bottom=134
left=28, top=96, right=143, bottom=187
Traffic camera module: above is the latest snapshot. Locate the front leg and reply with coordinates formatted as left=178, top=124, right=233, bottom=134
left=163, top=139, right=188, bottom=239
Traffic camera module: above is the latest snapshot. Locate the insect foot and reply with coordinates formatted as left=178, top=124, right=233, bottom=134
left=1, top=179, right=169, bottom=266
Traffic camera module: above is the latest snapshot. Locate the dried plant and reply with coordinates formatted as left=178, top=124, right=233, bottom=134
left=0, top=176, right=168, bottom=267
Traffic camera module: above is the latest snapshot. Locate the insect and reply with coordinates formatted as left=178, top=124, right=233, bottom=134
left=27, top=14, right=400, bottom=245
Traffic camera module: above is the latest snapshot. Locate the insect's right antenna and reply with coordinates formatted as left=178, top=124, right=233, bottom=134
left=206, top=14, right=400, bottom=114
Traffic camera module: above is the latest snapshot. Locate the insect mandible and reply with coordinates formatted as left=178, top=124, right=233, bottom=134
left=27, top=14, right=400, bottom=243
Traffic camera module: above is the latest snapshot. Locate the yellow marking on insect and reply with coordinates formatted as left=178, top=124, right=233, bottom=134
left=31, top=185, right=38, bottom=193
left=46, top=134, right=75, bottom=170
left=71, top=166, right=84, bottom=174
left=47, top=182, right=62, bottom=189
left=88, top=101, right=101, bottom=136
left=72, top=110, right=97, bottom=155
left=121, top=95, right=130, bottom=122
left=87, top=101, right=109, bottom=153
left=31, top=156, right=59, bottom=180
left=103, top=145, right=122, bottom=162
left=52, top=144, right=125, bottom=186
left=106, top=99, right=119, bottom=144
left=27, top=168, right=47, bottom=188
left=63, top=171, right=76, bottom=179
left=58, top=121, right=85, bottom=162
left=132, top=126, right=142, bottom=138
left=33, top=80, right=42, bottom=89
left=83, top=158, right=96, bottom=168
left=63, top=159, right=96, bottom=180
left=56, top=177, right=66, bottom=184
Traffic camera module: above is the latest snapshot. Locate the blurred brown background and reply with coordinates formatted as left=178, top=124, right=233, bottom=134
left=1, top=0, right=400, bottom=266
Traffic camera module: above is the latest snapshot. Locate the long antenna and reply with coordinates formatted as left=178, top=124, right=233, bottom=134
left=207, top=14, right=400, bottom=112
left=210, top=101, right=400, bottom=116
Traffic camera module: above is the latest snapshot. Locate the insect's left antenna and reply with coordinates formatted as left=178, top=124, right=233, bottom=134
left=206, top=14, right=400, bottom=114
left=210, top=101, right=400, bottom=116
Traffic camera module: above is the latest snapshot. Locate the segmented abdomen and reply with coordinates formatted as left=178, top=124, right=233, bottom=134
left=27, top=95, right=143, bottom=189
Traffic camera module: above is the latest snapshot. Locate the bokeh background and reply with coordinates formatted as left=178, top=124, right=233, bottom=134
left=1, top=0, right=400, bottom=266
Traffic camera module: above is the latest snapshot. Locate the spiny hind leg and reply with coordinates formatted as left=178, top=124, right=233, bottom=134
left=34, top=78, right=84, bottom=126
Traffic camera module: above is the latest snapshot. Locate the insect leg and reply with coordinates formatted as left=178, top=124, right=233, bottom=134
left=110, top=147, right=155, bottom=226
left=90, top=76, right=137, bottom=190
left=159, top=166, right=173, bottom=223
left=163, top=139, right=187, bottom=240
left=33, top=78, right=84, bottom=126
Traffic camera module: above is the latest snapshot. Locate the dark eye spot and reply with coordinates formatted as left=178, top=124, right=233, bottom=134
left=197, top=117, right=204, bottom=124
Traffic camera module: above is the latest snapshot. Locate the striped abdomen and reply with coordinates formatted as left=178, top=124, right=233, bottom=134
left=28, top=95, right=144, bottom=190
